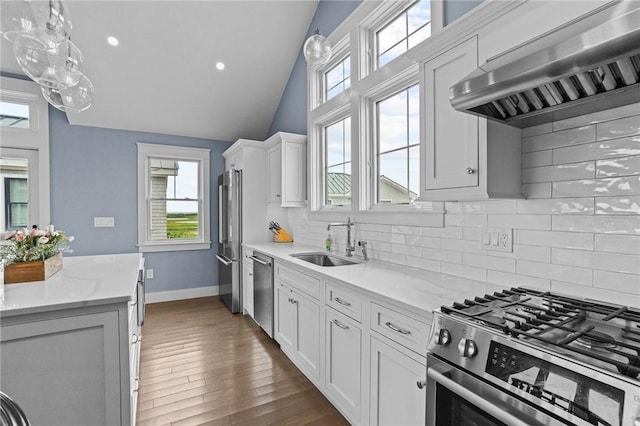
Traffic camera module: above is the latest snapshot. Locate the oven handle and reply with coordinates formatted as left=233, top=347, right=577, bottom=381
left=427, top=367, right=533, bottom=426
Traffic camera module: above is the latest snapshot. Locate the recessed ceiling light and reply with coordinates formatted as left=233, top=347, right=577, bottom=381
left=216, top=62, right=225, bottom=71
left=107, top=36, right=119, bottom=46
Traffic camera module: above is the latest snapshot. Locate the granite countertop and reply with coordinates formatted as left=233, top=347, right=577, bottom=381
left=243, top=242, right=498, bottom=321
left=1, top=253, right=143, bottom=318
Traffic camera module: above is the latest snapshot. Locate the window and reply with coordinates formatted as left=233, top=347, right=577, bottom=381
left=324, top=117, right=351, bottom=207
left=1, top=101, right=30, bottom=129
left=375, top=85, right=419, bottom=205
left=0, top=77, right=50, bottom=230
left=137, top=143, right=210, bottom=252
left=377, top=0, right=431, bottom=67
left=325, top=56, right=351, bottom=101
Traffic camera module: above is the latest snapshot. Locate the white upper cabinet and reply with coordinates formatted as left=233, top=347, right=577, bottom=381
left=265, top=132, right=307, bottom=207
left=420, top=36, right=522, bottom=201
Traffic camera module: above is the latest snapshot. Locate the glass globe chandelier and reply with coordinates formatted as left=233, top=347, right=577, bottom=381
left=0, top=0, right=94, bottom=112
left=303, top=28, right=332, bottom=66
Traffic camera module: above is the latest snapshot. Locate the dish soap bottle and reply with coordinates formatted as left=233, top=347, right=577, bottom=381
left=325, top=233, right=332, bottom=252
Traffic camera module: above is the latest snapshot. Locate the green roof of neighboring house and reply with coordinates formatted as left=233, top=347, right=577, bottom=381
left=326, top=172, right=416, bottom=197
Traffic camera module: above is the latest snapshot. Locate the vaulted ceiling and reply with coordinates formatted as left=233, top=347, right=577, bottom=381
left=1, top=1, right=317, bottom=142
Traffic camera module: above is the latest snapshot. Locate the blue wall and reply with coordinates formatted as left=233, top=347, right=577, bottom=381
left=267, top=0, right=482, bottom=136
left=267, top=0, right=362, bottom=137
left=49, top=107, right=232, bottom=293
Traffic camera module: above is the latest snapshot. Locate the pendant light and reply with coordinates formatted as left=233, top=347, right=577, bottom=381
left=303, top=28, right=332, bottom=66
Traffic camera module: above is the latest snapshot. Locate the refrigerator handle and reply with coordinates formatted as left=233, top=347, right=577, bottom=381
left=218, top=184, right=223, bottom=244
left=216, top=254, right=233, bottom=266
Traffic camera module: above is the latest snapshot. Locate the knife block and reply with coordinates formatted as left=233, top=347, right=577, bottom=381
left=274, top=228, right=293, bottom=243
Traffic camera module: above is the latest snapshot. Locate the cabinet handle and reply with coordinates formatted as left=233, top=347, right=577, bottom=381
left=385, top=321, right=411, bottom=335
left=276, top=194, right=281, bottom=198
left=466, top=167, right=475, bottom=174
left=417, top=380, right=426, bottom=389
left=249, top=273, right=253, bottom=276
left=332, top=319, right=349, bottom=330
left=334, top=297, right=351, bottom=307
left=288, top=297, right=292, bottom=303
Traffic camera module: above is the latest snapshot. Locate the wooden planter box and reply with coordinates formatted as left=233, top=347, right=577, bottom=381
left=4, top=252, right=63, bottom=284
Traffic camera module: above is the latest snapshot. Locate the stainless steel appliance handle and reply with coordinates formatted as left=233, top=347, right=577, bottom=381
left=216, top=254, right=233, bottom=266
left=427, top=368, right=532, bottom=426
left=250, top=255, right=271, bottom=267
left=218, top=184, right=223, bottom=244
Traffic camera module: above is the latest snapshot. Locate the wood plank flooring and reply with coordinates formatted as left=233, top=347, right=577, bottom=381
left=136, top=297, right=348, bottom=426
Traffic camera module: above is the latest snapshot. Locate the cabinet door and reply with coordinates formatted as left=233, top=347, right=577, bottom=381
left=1, top=311, right=121, bottom=426
left=281, top=140, right=306, bottom=207
left=423, top=36, right=479, bottom=192
left=275, top=281, right=295, bottom=353
left=325, top=310, right=361, bottom=423
left=293, top=290, right=320, bottom=382
left=267, top=145, right=282, bottom=204
left=243, top=261, right=254, bottom=318
left=369, top=337, right=426, bottom=426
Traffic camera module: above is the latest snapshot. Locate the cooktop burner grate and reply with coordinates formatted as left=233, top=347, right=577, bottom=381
left=441, top=287, right=640, bottom=379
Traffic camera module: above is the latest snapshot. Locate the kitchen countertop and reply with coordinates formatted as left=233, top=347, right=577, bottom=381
left=244, top=242, right=498, bottom=320
left=1, top=253, right=143, bottom=318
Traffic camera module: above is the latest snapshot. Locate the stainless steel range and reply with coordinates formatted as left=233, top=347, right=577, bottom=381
left=426, top=287, right=640, bottom=426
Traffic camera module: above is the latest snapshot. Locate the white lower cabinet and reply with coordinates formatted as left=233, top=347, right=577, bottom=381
left=243, top=259, right=254, bottom=318
left=274, top=280, right=321, bottom=383
left=369, top=336, right=427, bottom=426
left=325, top=309, right=362, bottom=423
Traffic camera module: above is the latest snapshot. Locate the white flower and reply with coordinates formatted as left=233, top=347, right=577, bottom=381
left=38, top=236, right=49, bottom=244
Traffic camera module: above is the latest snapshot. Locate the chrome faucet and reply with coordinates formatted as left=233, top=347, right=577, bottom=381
left=327, top=217, right=355, bottom=257
left=358, top=241, right=369, bottom=261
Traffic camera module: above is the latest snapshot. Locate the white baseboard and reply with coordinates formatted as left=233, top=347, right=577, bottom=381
left=145, top=286, right=218, bottom=304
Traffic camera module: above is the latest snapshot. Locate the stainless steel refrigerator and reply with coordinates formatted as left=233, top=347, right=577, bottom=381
left=217, top=169, right=242, bottom=313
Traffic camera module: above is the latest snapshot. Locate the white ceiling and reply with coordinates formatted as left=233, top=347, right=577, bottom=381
left=1, top=1, right=317, bottom=142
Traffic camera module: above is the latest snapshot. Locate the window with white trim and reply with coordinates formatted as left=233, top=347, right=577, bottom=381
left=377, top=0, right=431, bottom=68
left=137, top=143, right=211, bottom=252
left=324, top=117, right=352, bottom=207
left=325, top=56, right=351, bottom=101
left=375, top=84, right=420, bottom=205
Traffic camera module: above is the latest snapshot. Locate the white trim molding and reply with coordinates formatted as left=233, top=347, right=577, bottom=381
left=145, top=285, right=219, bottom=304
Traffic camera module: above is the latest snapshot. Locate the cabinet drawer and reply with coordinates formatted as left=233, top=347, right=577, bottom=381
left=370, top=302, right=430, bottom=356
left=275, top=263, right=320, bottom=300
left=325, top=282, right=362, bottom=322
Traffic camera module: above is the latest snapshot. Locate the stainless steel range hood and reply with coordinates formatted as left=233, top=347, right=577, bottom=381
left=450, top=2, right=640, bottom=128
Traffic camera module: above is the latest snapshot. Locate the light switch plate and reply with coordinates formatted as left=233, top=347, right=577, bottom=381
left=94, top=217, right=115, bottom=227
left=480, top=228, right=512, bottom=252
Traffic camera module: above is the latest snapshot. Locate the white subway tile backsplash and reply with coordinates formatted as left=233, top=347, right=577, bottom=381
left=522, top=150, right=553, bottom=168
left=522, top=183, right=552, bottom=198
left=515, top=230, right=594, bottom=249
left=594, top=234, right=640, bottom=255
left=597, top=155, right=640, bottom=178
left=593, top=270, right=640, bottom=295
left=522, top=162, right=595, bottom=184
left=595, top=195, right=640, bottom=215
left=487, top=214, right=551, bottom=230
left=289, top=103, right=640, bottom=307
left=522, top=125, right=595, bottom=153
left=516, top=198, right=594, bottom=215
left=487, top=271, right=551, bottom=291
left=553, top=103, right=640, bottom=131
left=552, top=176, right=640, bottom=198
left=463, top=253, right=515, bottom=273
left=552, top=215, right=640, bottom=234
left=597, top=115, right=640, bottom=141
left=516, top=260, right=593, bottom=286
left=552, top=136, right=640, bottom=165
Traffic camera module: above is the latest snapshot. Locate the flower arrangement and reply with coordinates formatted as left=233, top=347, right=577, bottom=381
left=1, top=225, right=74, bottom=266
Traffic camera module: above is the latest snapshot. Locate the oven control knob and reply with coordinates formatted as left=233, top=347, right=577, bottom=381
left=458, top=338, right=478, bottom=358
left=436, top=329, right=451, bottom=346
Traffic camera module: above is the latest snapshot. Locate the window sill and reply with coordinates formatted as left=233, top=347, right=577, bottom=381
left=138, top=241, right=212, bottom=253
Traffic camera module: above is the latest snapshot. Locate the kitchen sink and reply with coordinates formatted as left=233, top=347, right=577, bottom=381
left=290, top=252, right=361, bottom=267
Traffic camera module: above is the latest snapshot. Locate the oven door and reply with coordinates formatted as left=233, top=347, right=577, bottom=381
left=426, top=354, right=570, bottom=426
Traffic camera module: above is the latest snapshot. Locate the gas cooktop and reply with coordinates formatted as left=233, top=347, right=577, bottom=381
left=440, top=287, right=640, bottom=380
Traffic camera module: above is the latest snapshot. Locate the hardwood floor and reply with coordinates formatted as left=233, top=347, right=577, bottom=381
left=136, top=297, right=348, bottom=426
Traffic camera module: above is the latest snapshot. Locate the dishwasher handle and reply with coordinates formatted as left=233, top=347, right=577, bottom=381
left=250, top=255, right=271, bottom=267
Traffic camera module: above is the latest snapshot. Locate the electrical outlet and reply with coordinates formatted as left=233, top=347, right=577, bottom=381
left=480, top=228, right=512, bottom=252
left=94, top=217, right=115, bottom=227
left=146, top=269, right=154, bottom=279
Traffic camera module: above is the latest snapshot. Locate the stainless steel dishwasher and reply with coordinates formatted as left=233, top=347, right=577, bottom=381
left=250, top=251, right=274, bottom=338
